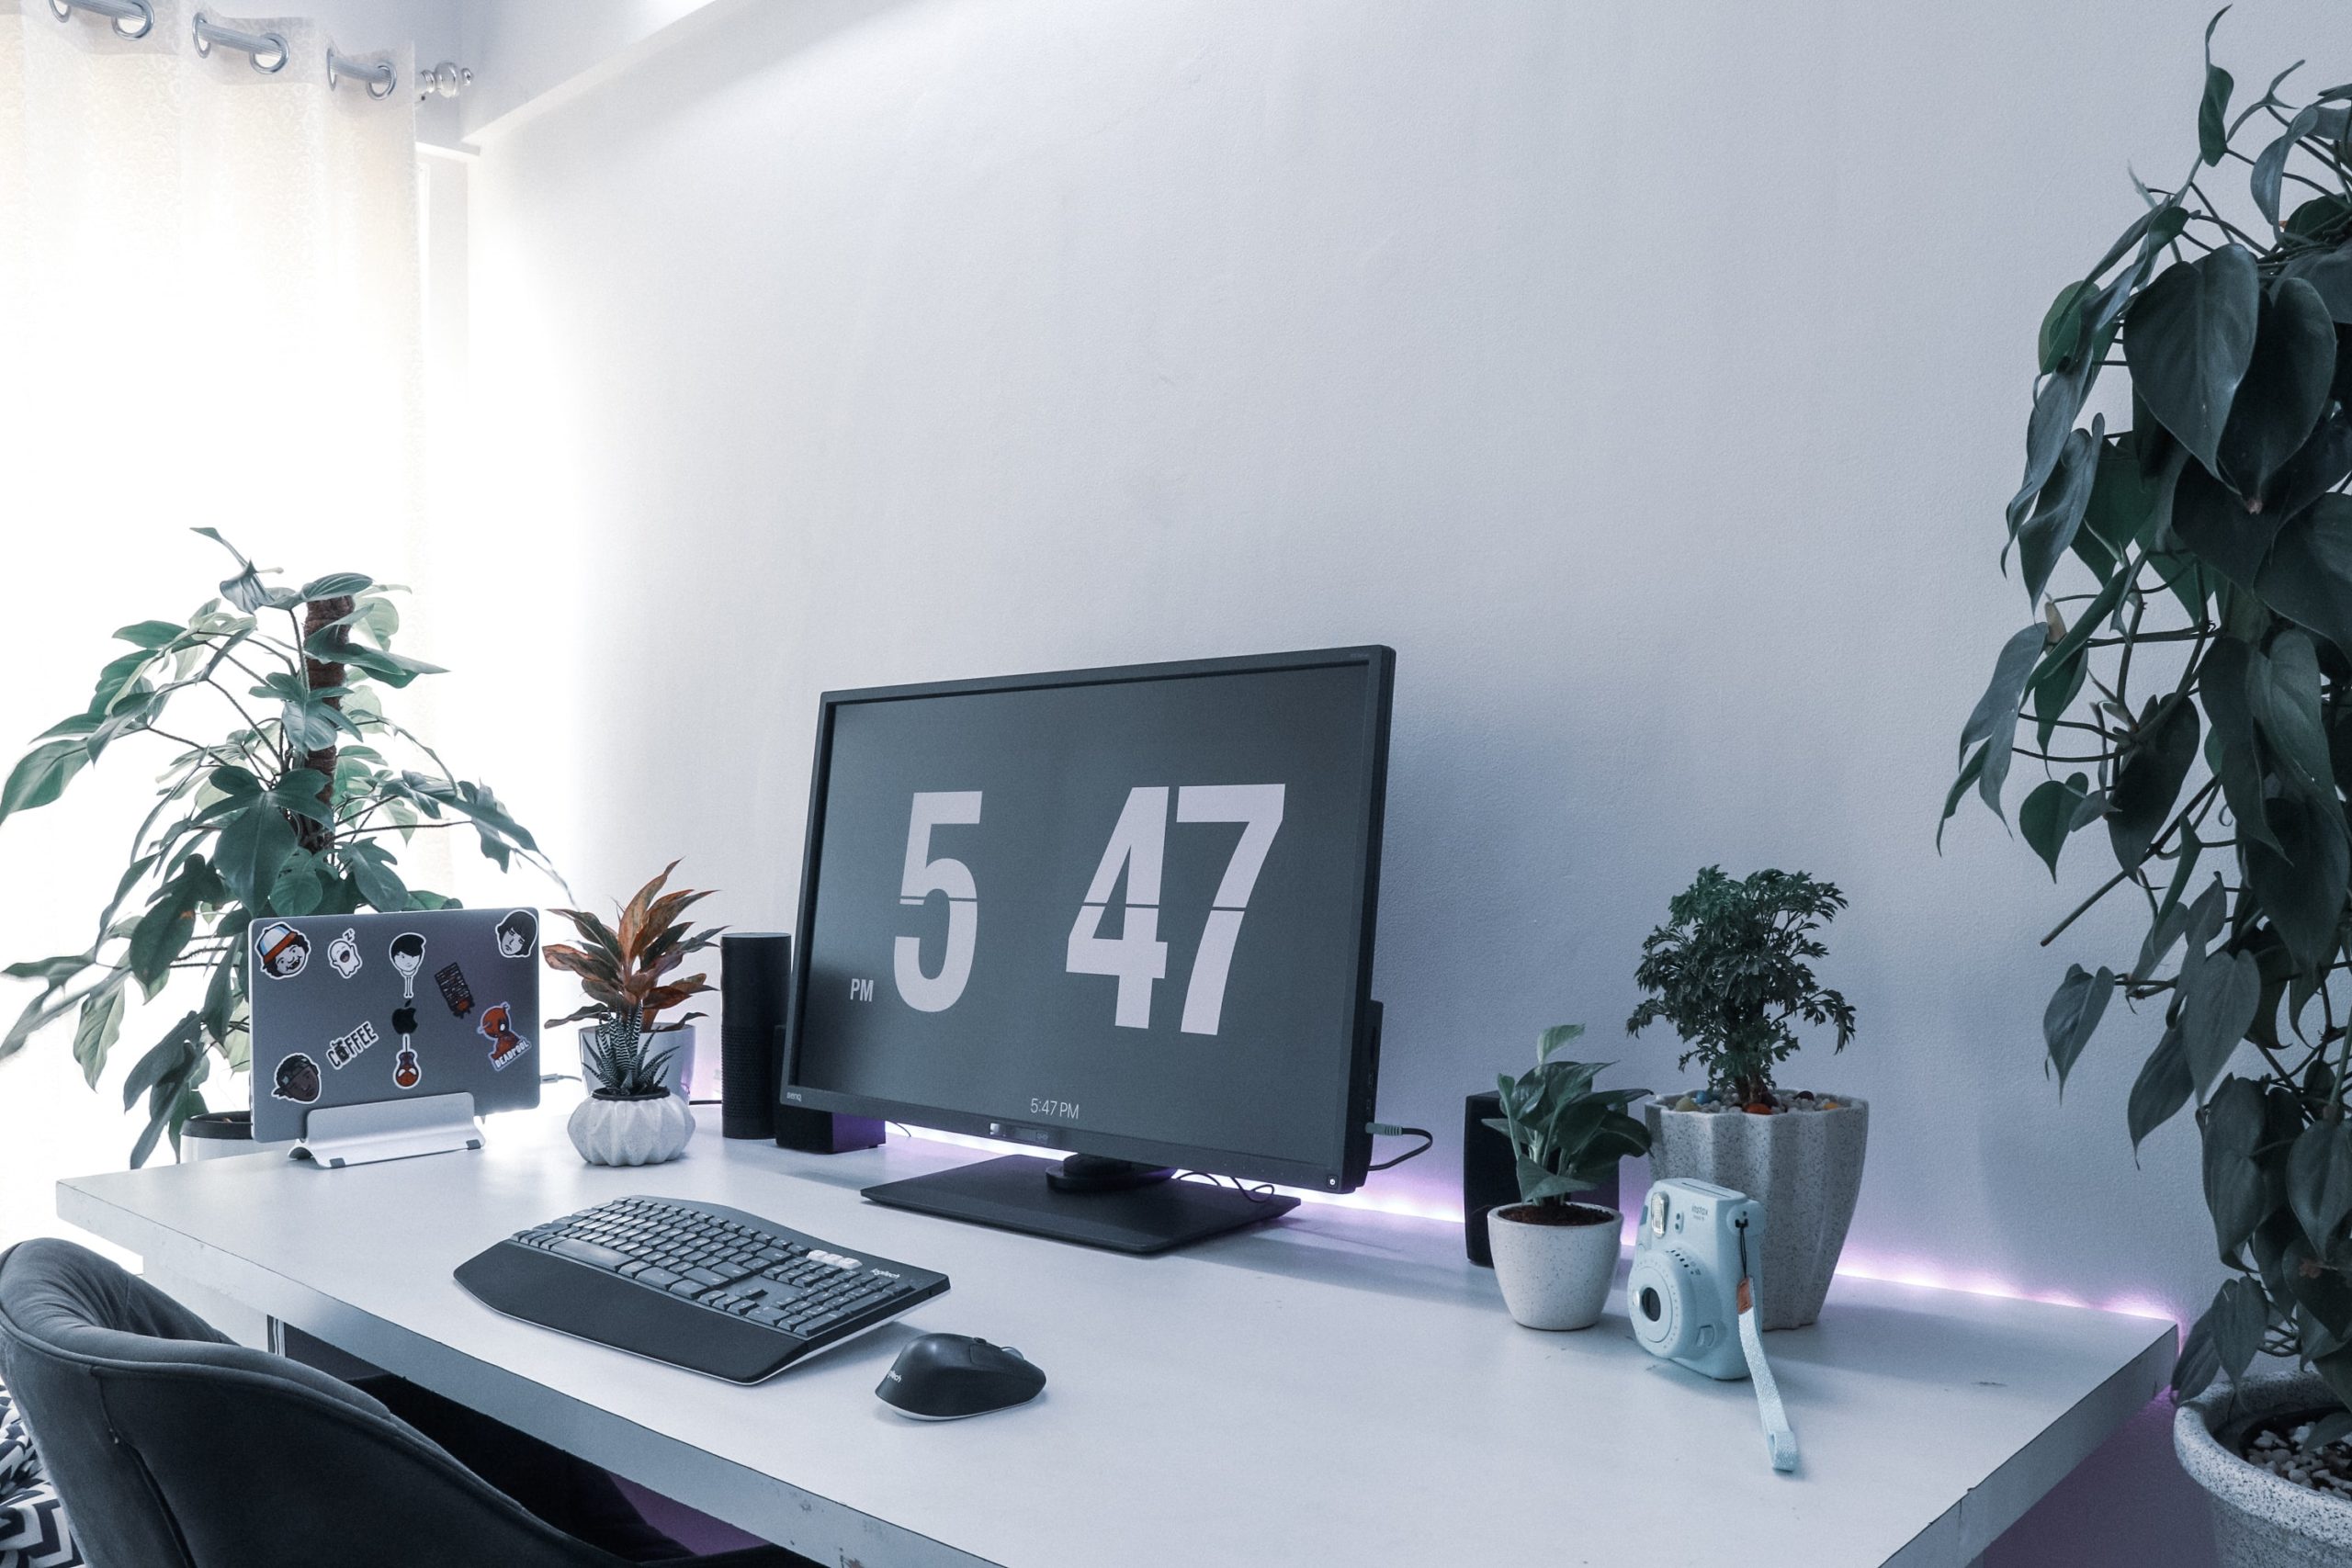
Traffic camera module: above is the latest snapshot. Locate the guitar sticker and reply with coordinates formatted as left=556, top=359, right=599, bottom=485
left=270, top=1053, right=322, bottom=1104
left=254, top=921, right=311, bottom=980
left=325, top=1020, right=379, bottom=1070
left=479, top=1002, right=533, bottom=1072
left=435, top=961, right=475, bottom=1018
left=393, top=1046, right=422, bottom=1089
left=327, top=928, right=362, bottom=979
left=494, top=909, right=537, bottom=959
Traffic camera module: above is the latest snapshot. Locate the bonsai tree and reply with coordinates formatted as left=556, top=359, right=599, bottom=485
left=1941, top=17, right=2352, bottom=1429
left=1625, top=866, right=1857, bottom=1107
left=544, top=863, right=721, bottom=1097
left=0, top=530, right=552, bottom=1164
left=1486, top=1024, right=1650, bottom=1214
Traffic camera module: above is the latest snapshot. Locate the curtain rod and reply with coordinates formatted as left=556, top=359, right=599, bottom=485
left=51, top=1, right=413, bottom=100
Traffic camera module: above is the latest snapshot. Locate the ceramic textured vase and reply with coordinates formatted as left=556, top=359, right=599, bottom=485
left=2178, top=1368, right=2352, bottom=1566
left=1643, top=1095, right=1868, bottom=1329
left=568, top=1089, right=695, bottom=1167
left=1485, top=1203, right=1623, bottom=1331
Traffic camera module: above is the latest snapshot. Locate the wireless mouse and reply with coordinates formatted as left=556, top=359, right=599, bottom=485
left=876, top=1333, right=1046, bottom=1419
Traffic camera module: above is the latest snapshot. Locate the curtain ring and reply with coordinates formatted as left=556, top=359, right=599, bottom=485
left=326, top=47, right=397, bottom=101
left=193, top=13, right=288, bottom=73
left=48, top=0, right=155, bottom=39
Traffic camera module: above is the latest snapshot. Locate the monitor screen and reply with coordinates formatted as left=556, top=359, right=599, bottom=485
left=783, top=648, right=1392, bottom=1190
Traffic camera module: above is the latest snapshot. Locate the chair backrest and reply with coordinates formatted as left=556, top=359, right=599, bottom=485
left=0, top=1238, right=618, bottom=1568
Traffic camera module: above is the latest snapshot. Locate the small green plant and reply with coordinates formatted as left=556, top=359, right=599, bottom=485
left=1486, top=1025, right=1650, bottom=1210
left=0, top=529, right=551, bottom=1163
left=544, top=863, right=721, bottom=1098
left=1625, top=866, right=1857, bottom=1106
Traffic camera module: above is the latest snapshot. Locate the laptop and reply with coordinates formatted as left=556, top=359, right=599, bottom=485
left=249, top=908, right=543, bottom=1143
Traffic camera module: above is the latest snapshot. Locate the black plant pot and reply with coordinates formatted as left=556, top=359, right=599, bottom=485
left=180, top=1109, right=254, bottom=1161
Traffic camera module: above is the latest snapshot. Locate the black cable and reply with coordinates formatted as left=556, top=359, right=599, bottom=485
left=1364, top=1123, right=1433, bottom=1171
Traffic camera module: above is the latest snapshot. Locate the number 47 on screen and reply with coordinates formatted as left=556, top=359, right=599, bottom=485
left=893, top=784, right=1284, bottom=1036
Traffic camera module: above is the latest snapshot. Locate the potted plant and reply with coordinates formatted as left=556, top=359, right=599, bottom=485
left=1941, top=15, right=2352, bottom=1558
left=1482, top=1025, right=1649, bottom=1331
left=1627, top=865, right=1863, bottom=1329
left=0, top=530, right=551, bottom=1164
left=545, top=863, right=721, bottom=1167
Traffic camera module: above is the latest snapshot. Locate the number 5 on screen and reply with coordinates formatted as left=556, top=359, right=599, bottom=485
left=894, top=791, right=982, bottom=1012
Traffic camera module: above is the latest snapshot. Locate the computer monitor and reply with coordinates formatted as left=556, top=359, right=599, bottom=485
left=781, top=647, right=1393, bottom=1252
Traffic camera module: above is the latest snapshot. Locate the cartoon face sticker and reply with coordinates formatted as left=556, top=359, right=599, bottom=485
left=434, top=961, right=475, bottom=1018
left=327, top=928, right=362, bottom=979
left=392, top=1046, right=422, bottom=1090
left=389, top=932, right=426, bottom=992
left=270, top=1053, right=322, bottom=1104
left=254, top=921, right=311, bottom=980
left=494, top=909, right=537, bottom=960
left=479, top=1002, right=534, bottom=1072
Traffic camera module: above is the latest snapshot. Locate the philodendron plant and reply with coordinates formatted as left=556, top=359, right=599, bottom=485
left=1943, top=17, right=2352, bottom=1430
left=0, top=530, right=553, bottom=1163
left=1487, top=1025, right=1650, bottom=1212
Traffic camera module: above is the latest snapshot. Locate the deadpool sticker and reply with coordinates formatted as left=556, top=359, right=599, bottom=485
left=480, top=1003, right=533, bottom=1072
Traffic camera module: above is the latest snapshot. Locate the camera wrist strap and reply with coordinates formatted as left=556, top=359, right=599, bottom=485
left=1736, top=1216, right=1799, bottom=1472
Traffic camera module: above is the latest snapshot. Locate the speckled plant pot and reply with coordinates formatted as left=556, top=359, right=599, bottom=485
left=568, top=1089, right=695, bottom=1167
left=1643, top=1095, right=1867, bottom=1329
left=2178, top=1368, right=2352, bottom=1566
left=1486, top=1204, right=1623, bottom=1331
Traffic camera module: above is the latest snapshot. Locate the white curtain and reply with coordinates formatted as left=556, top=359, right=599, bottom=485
left=0, top=1, right=422, bottom=1246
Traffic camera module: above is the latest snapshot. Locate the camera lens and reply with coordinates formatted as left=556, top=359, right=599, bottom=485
left=1639, top=1285, right=1661, bottom=1321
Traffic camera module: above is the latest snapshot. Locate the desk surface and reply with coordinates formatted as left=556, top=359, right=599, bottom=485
left=59, top=1110, right=2172, bottom=1568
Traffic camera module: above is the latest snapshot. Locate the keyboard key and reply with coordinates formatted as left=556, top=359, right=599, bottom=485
left=547, top=1237, right=632, bottom=1271
left=667, top=1280, right=709, bottom=1300
left=637, top=1267, right=680, bottom=1288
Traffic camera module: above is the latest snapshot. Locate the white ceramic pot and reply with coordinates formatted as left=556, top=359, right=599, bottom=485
left=1644, top=1094, right=1868, bottom=1329
left=579, top=1021, right=696, bottom=1100
left=2178, top=1368, right=2352, bottom=1565
left=568, top=1089, right=695, bottom=1167
left=1486, top=1202, right=1623, bottom=1331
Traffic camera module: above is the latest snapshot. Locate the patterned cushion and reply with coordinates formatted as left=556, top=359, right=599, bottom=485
left=0, top=1373, right=80, bottom=1568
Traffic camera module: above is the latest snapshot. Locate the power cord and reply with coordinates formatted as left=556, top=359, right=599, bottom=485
left=1364, top=1122, right=1433, bottom=1171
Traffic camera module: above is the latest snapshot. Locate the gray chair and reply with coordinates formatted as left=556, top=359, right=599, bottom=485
left=0, top=1238, right=811, bottom=1568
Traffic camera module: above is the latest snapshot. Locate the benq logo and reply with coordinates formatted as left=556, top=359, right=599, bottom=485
left=1030, top=1098, right=1080, bottom=1120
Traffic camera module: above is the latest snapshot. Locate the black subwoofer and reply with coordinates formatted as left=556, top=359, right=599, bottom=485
left=1463, top=1089, right=1621, bottom=1266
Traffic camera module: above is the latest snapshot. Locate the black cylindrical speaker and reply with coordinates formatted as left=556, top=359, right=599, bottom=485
left=719, top=932, right=791, bottom=1139
left=1463, top=1090, right=1620, bottom=1266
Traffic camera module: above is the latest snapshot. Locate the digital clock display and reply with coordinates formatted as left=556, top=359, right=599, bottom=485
left=790, top=656, right=1385, bottom=1176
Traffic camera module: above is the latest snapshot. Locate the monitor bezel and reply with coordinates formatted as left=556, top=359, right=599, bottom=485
left=779, top=645, right=1393, bottom=1194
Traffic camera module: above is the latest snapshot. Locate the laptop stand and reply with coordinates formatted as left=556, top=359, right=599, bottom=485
left=291, top=1092, right=482, bottom=1168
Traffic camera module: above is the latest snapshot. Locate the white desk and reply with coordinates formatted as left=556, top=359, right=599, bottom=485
left=58, top=1111, right=2172, bottom=1568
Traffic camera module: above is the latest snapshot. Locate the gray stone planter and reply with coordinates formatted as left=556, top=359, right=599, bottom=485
left=2177, top=1368, right=2352, bottom=1566
left=1643, top=1094, right=1867, bottom=1329
left=1486, top=1203, right=1622, bottom=1331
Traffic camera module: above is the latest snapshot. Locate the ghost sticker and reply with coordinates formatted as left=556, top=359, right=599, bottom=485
left=392, top=1045, right=422, bottom=1090
left=435, top=961, right=475, bottom=1018
left=270, top=1053, right=322, bottom=1104
left=325, top=1020, right=379, bottom=1070
left=254, top=921, right=311, bottom=981
left=479, top=1002, right=533, bottom=1072
left=494, top=909, right=537, bottom=960
left=327, top=928, right=362, bottom=979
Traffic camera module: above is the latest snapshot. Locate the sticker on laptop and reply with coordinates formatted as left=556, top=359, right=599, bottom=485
left=393, top=1045, right=422, bottom=1090
left=435, top=961, right=475, bottom=1018
left=254, top=921, right=311, bottom=980
left=325, top=1020, right=380, bottom=1070
left=270, top=1053, right=322, bottom=1104
left=389, top=931, right=426, bottom=994
left=327, top=928, right=362, bottom=979
left=479, top=1002, right=533, bottom=1072
left=494, top=909, right=537, bottom=960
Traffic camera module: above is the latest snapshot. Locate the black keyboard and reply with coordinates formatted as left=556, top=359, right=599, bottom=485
left=453, top=1196, right=949, bottom=1383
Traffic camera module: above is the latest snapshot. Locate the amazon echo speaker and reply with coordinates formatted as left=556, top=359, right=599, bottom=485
left=1463, top=1090, right=1619, bottom=1266
left=720, top=932, right=791, bottom=1139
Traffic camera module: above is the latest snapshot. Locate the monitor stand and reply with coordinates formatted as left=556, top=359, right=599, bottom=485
left=862, top=1153, right=1301, bottom=1254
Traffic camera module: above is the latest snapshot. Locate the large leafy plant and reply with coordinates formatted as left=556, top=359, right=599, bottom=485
left=1486, top=1025, right=1649, bottom=1211
left=1943, top=17, right=2352, bottom=1427
left=1624, top=866, right=1857, bottom=1106
left=0, top=530, right=552, bottom=1163
left=544, top=862, right=720, bottom=1098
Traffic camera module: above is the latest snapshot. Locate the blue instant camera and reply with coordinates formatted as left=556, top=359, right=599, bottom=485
left=1627, top=1178, right=1764, bottom=1382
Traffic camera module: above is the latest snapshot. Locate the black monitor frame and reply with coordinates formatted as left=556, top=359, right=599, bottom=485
left=779, top=646, right=1393, bottom=1197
